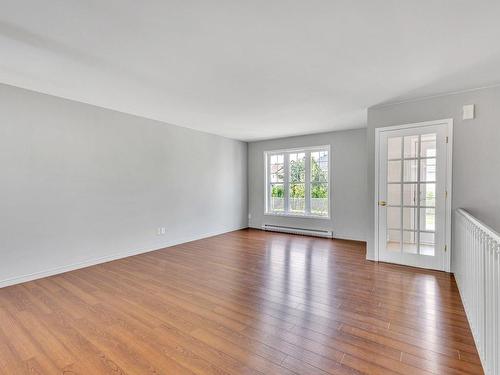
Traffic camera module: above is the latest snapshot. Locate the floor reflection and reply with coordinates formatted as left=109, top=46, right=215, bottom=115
left=209, top=229, right=481, bottom=374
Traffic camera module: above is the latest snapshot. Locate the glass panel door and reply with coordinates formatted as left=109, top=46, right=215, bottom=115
left=378, top=123, right=449, bottom=270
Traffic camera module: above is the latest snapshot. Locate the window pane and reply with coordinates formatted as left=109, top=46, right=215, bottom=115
left=388, top=160, right=401, bottom=182
left=270, top=154, right=284, bottom=182
left=388, top=137, right=402, bottom=159
left=420, top=158, right=436, bottom=182
left=404, top=135, right=419, bottom=158
left=311, top=183, right=328, bottom=216
left=270, top=171, right=284, bottom=182
left=289, top=152, right=305, bottom=183
left=289, top=183, right=305, bottom=213
left=270, top=184, right=284, bottom=211
left=272, top=154, right=284, bottom=164
left=421, top=134, right=436, bottom=158
left=311, top=151, right=328, bottom=183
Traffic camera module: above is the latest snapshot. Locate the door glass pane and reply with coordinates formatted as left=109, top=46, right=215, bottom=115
left=404, top=135, right=419, bottom=158
left=421, top=207, right=435, bottom=231
left=289, top=183, right=305, bottom=213
left=420, top=183, right=436, bottom=207
left=388, top=161, right=401, bottom=182
left=388, top=137, right=402, bottom=159
left=270, top=184, right=284, bottom=211
left=403, top=184, right=418, bottom=206
left=420, top=134, right=436, bottom=157
left=420, top=232, right=435, bottom=256
left=387, top=230, right=401, bottom=252
left=387, top=207, right=401, bottom=230
left=403, top=160, right=418, bottom=182
left=403, top=230, right=418, bottom=254
left=420, top=158, right=436, bottom=182
left=387, top=184, right=401, bottom=206
left=311, top=183, right=328, bottom=216
left=403, top=207, right=417, bottom=231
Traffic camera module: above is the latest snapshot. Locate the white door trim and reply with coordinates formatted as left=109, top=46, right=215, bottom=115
left=374, top=118, right=453, bottom=272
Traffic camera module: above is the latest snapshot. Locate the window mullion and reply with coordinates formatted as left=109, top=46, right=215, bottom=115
left=284, top=153, right=290, bottom=214
left=305, top=151, right=311, bottom=215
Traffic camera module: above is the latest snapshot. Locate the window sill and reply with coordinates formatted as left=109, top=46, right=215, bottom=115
left=264, top=212, right=331, bottom=220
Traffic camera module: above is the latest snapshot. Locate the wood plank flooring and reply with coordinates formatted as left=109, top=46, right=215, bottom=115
left=0, top=229, right=483, bottom=374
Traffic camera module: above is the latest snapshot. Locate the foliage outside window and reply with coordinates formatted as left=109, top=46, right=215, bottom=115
left=266, top=146, right=329, bottom=217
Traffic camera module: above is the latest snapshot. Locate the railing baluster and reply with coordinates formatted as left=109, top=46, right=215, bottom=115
left=454, top=208, right=500, bottom=375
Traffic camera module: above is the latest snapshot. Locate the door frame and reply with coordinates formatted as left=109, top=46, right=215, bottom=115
left=374, top=118, right=453, bottom=272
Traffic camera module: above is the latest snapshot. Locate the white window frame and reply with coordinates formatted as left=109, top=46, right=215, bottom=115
left=264, top=145, right=331, bottom=219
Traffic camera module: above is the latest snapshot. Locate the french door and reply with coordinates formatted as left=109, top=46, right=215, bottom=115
left=376, top=120, right=452, bottom=271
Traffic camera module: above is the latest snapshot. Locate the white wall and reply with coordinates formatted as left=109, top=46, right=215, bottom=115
left=248, top=129, right=368, bottom=241
left=366, top=85, right=500, bottom=261
left=0, top=83, right=248, bottom=287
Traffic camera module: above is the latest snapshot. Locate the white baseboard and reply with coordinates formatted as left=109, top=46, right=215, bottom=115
left=0, top=226, right=247, bottom=289
left=333, top=233, right=366, bottom=242
left=249, top=225, right=366, bottom=242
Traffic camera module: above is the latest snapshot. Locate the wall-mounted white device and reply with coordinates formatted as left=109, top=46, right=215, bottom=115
left=462, top=104, right=474, bottom=120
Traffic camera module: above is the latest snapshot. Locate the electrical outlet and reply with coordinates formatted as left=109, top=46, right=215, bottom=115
left=157, top=227, right=166, bottom=235
left=161, top=227, right=166, bottom=235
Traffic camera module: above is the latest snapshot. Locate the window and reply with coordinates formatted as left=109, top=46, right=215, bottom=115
left=265, top=146, right=330, bottom=218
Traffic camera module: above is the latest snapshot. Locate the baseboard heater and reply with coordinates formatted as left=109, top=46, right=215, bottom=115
left=262, top=224, right=333, bottom=238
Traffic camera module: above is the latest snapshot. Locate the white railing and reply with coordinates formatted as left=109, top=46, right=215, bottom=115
left=454, top=209, right=500, bottom=375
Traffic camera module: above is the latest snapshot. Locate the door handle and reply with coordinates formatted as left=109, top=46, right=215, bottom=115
left=378, top=200, right=387, bottom=206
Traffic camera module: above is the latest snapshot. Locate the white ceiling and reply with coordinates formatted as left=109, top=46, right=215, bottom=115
left=1, top=1, right=500, bottom=141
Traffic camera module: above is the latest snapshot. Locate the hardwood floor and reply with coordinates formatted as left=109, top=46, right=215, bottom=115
left=0, top=229, right=483, bottom=374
